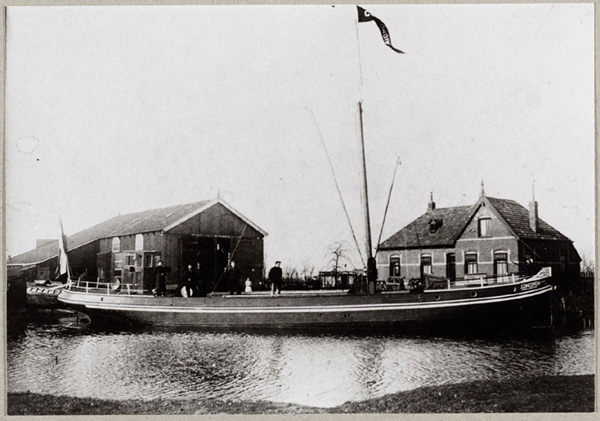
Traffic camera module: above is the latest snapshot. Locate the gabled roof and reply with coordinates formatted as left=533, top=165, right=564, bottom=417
left=485, top=197, right=568, bottom=241
left=378, top=205, right=473, bottom=249
left=379, top=195, right=570, bottom=250
left=8, top=199, right=267, bottom=265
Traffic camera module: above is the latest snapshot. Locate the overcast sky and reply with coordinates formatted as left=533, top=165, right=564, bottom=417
left=6, top=4, right=594, bottom=271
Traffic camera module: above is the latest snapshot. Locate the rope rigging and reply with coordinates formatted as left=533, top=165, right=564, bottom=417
left=210, top=222, right=248, bottom=293
left=375, top=156, right=401, bottom=258
left=307, top=106, right=366, bottom=268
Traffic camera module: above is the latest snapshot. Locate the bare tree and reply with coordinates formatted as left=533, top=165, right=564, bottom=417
left=283, top=264, right=297, bottom=281
left=300, top=260, right=315, bottom=281
left=579, top=248, right=595, bottom=274
left=326, top=241, right=351, bottom=284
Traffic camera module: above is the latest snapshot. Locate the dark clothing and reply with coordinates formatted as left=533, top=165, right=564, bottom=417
left=226, top=266, right=242, bottom=295
left=268, top=266, right=283, bottom=294
left=154, top=266, right=168, bottom=296
left=191, top=268, right=205, bottom=296
left=180, top=268, right=196, bottom=297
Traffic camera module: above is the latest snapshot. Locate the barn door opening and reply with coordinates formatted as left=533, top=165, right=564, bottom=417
left=181, top=236, right=231, bottom=292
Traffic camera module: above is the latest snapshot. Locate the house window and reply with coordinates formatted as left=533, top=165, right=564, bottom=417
left=135, top=234, right=144, bottom=251
left=478, top=218, right=491, bottom=237
left=389, top=256, right=401, bottom=277
left=421, top=255, right=432, bottom=278
left=465, top=253, right=478, bottom=274
left=111, top=237, right=121, bottom=253
left=125, top=254, right=135, bottom=266
left=494, top=252, right=508, bottom=278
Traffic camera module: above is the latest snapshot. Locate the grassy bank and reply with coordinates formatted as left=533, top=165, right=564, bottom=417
left=8, top=374, right=594, bottom=415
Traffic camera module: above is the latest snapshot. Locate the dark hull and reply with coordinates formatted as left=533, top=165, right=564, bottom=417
left=58, top=277, right=554, bottom=330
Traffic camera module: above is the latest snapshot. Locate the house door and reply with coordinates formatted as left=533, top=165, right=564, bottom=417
left=446, top=253, right=456, bottom=281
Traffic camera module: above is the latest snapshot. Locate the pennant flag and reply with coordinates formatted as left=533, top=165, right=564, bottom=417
left=357, top=6, right=404, bottom=54
left=58, top=218, right=70, bottom=277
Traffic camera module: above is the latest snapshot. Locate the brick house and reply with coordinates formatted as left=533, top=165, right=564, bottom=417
left=377, top=192, right=581, bottom=288
left=7, top=198, right=267, bottom=292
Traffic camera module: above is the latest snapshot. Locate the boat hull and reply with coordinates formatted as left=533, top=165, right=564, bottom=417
left=26, top=286, right=64, bottom=308
left=58, top=277, right=554, bottom=330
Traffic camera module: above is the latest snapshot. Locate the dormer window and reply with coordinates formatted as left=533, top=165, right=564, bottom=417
left=429, top=218, right=443, bottom=233
left=478, top=217, right=490, bottom=237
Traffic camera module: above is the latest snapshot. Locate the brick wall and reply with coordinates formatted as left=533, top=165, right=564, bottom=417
left=376, top=247, right=455, bottom=281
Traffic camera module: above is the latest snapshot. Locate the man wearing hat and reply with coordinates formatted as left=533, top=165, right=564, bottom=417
left=268, top=260, right=283, bottom=295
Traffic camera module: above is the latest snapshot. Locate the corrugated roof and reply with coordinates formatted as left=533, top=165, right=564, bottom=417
left=378, top=205, right=473, bottom=249
left=379, top=196, right=570, bottom=250
left=9, top=199, right=266, bottom=265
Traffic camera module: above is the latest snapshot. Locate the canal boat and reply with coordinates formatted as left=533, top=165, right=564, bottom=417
left=56, top=101, right=557, bottom=329
left=57, top=11, right=557, bottom=330
left=56, top=101, right=558, bottom=330
left=57, top=267, right=554, bottom=330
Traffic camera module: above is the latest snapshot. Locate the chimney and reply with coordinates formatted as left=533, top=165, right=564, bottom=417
left=37, top=239, right=58, bottom=249
left=427, top=192, right=436, bottom=211
left=529, top=200, right=538, bottom=232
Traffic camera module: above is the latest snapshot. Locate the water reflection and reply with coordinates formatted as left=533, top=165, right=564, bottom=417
left=7, top=321, right=594, bottom=408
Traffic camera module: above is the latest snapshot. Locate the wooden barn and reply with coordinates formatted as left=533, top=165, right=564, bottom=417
left=7, top=199, right=267, bottom=293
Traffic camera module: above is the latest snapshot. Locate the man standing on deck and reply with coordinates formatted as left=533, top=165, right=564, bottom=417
left=226, top=260, right=242, bottom=295
left=153, top=260, right=168, bottom=297
left=268, top=260, right=283, bottom=295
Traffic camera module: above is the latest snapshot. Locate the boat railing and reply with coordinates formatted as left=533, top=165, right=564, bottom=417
left=420, top=272, right=526, bottom=291
left=66, top=279, right=142, bottom=295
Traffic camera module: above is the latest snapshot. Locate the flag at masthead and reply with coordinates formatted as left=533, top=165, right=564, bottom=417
left=357, top=6, right=404, bottom=54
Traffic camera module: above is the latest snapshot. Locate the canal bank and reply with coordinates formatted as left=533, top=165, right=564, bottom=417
left=7, top=374, right=594, bottom=414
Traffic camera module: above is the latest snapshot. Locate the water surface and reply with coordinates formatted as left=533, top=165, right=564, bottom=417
left=7, top=316, right=594, bottom=408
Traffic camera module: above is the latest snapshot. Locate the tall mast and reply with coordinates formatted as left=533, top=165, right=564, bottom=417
left=358, top=101, right=377, bottom=294
left=358, top=101, right=372, bottom=260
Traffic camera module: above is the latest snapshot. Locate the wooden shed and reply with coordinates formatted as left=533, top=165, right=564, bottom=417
left=8, top=199, right=267, bottom=293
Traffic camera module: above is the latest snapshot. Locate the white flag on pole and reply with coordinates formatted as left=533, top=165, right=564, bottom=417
left=58, top=218, right=70, bottom=277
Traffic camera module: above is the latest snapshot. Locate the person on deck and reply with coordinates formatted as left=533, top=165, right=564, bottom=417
left=193, top=262, right=205, bottom=296
left=180, top=264, right=196, bottom=297
left=226, top=260, right=242, bottom=295
left=268, top=261, right=283, bottom=295
left=153, top=260, right=168, bottom=297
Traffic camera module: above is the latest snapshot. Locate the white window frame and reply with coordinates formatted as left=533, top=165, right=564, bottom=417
left=389, top=255, right=401, bottom=277
left=464, top=251, right=478, bottom=275
left=111, top=237, right=121, bottom=253
left=135, top=233, right=144, bottom=251
left=420, top=254, right=433, bottom=275
left=478, top=217, right=491, bottom=237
